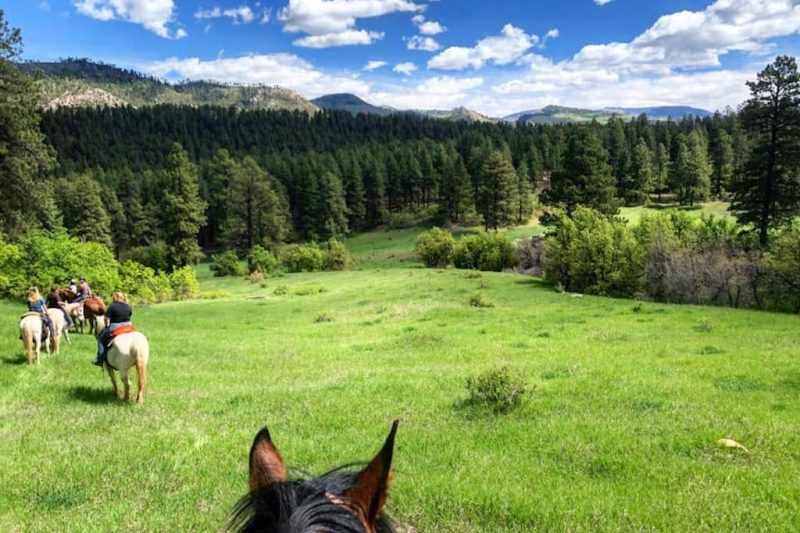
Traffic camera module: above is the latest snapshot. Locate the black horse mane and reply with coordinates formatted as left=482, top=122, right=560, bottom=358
left=228, top=466, right=396, bottom=533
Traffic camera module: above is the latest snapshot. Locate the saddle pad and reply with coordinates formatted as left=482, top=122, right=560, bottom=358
left=20, top=312, right=42, bottom=320
left=110, top=324, right=136, bottom=338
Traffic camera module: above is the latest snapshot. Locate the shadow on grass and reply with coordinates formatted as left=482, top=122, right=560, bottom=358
left=2, top=355, right=27, bottom=365
left=69, top=385, right=117, bottom=404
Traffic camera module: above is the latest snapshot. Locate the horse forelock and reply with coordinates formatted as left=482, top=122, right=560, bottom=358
left=229, top=469, right=395, bottom=533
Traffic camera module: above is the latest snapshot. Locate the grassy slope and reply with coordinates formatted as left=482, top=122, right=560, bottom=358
left=2, top=215, right=799, bottom=531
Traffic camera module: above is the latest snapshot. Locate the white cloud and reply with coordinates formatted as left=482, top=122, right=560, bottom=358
left=371, top=76, right=484, bottom=110
left=393, top=62, right=418, bottom=75
left=195, top=5, right=256, bottom=24
left=594, top=0, right=615, bottom=5
left=364, top=60, right=388, bottom=71
left=73, top=0, right=182, bottom=38
left=142, top=53, right=371, bottom=97
left=407, top=35, right=440, bottom=51
left=39, top=1, right=51, bottom=12
left=279, top=0, right=423, bottom=48
left=175, top=27, right=187, bottom=39
left=573, top=0, right=800, bottom=73
left=294, top=29, right=385, bottom=48
left=428, top=24, right=539, bottom=70
left=412, top=14, right=446, bottom=35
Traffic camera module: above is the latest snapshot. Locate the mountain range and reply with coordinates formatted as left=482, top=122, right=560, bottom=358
left=19, top=59, right=713, bottom=124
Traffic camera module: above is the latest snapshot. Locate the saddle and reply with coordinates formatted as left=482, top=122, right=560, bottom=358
left=110, top=324, right=136, bottom=339
left=106, top=324, right=137, bottom=351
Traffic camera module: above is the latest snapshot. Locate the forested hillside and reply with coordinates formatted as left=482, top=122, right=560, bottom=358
left=37, top=103, right=744, bottom=250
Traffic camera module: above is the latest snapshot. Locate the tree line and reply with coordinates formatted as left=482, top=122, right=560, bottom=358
left=2, top=8, right=799, bottom=269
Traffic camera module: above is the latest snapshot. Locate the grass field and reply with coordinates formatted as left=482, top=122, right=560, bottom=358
left=2, top=223, right=800, bottom=531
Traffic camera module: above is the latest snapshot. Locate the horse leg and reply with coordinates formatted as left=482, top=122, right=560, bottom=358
left=106, top=365, right=120, bottom=399
left=64, top=329, right=71, bottom=345
left=24, top=333, right=33, bottom=365
left=135, top=357, right=147, bottom=404
left=121, top=369, right=131, bottom=403
left=35, top=337, right=41, bottom=366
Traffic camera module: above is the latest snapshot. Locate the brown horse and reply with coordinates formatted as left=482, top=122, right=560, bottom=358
left=57, top=288, right=78, bottom=303
left=83, top=296, right=106, bottom=335
left=229, top=421, right=399, bottom=532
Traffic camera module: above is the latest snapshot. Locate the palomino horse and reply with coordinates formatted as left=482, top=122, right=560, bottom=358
left=46, top=308, right=70, bottom=354
left=83, top=296, right=106, bottom=335
left=19, top=313, right=47, bottom=365
left=104, top=331, right=149, bottom=404
left=63, top=301, right=86, bottom=333
left=229, top=421, right=399, bottom=532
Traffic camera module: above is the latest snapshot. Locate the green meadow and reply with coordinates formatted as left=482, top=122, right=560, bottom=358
left=2, top=223, right=799, bottom=531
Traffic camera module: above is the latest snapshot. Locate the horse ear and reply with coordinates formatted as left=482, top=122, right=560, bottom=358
left=346, top=420, right=399, bottom=526
left=249, top=427, right=287, bottom=491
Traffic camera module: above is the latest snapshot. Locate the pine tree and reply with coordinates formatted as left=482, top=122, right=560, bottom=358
left=683, top=130, right=711, bottom=205
left=438, top=151, right=470, bottom=223
left=731, top=56, right=800, bottom=245
left=224, top=156, right=288, bottom=253
left=56, top=174, right=113, bottom=247
left=514, top=160, right=534, bottom=223
left=629, top=140, right=654, bottom=204
left=543, top=127, right=618, bottom=216
left=0, top=11, right=56, bottom=239
left=710, top=129, right=734, bottom=197
left=652, top=142, right=670, bottom=201
left=161, top=143, right=207, bottom=267
left=315, top=171, right=348, bottom=240
left=477, top=149, right=517, bottom=230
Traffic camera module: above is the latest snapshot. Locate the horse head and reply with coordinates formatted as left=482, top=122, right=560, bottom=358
left=58, top=288, right=77, bottom=302
left=229, top=421, right=399, bottom=533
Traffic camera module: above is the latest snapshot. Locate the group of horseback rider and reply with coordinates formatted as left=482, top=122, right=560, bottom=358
left=25, top=277, right=133, bottom=367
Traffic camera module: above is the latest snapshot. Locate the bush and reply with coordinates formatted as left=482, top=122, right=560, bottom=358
left=18, top=230, right=120, bottom=299
left=415, top=227, right=455, bottom=268
left=248, top=245, right=281, bottom=275
left=543, top=207, right=644, bottom=298
left=452, top=232, right=518, bottom=272
left=387, top=205, right=440, bottom=229
left=125, top=241, right=169, bottom=272
left=210, top=250, right=241, bottom=277
left=283, top=243, right=327, bottom=273
left=325, top=238, right=354, bottom=271
left=247, top=271, right=265, bottom=284
left=465, top=367, right=527, bottom=414
left=273, top=285, right=289, bottom=296
left=0, top=238, right=25, bottom=299
left=170, top=266, right=198, bottom=300
left=469, top=293, right=494, bottom=308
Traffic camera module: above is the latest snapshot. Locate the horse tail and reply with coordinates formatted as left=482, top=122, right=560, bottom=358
left=133, top=336, right=149, bottom=404
left=21, top=321, right=37, bottom=365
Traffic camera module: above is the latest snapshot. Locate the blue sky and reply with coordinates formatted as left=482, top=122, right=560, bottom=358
left=7, top=0, right=800, bottom=116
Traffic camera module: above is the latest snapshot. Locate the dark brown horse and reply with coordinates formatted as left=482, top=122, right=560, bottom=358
left=57, top=288, right=78, bottom=303
left=229, top=421, right=399, bottom=533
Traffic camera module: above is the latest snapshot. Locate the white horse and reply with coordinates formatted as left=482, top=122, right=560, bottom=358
left=105, top=332, right=150, bottom=404
left=19, top=313, right=47, bottom=365
left=46, top=308, right=70, bottom=354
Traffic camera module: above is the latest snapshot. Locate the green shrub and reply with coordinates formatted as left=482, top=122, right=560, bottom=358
left=125, top=241, right=169, bottom=272
left=469, top=293, right=494, bottom=308
left=0, top=238, right=25, bottom=299
left=387, top=205, right=439, bottom=229
left=325, top=238, right=354, bottom=271
left=248, top=245, right=281, bottom=275
left=273, top=285, right=289, bottom=296
left=170, top=266, right=198, bottom=300
left=283, top=243, right=326, bottom=273
left=452, top=232, right=518, bottom=272
left=19, top=230, right=120, bottom=299
left=198, top=290, right=230, bottom=300
left=543, top=207, right=644, bottom=298
left=210, top=250, right=241, bottom=277
left=465, top=367, right=527, bottom=414
left=247, top=271, right=265, bottom=284
left=415, top=227, right=455, bottom=268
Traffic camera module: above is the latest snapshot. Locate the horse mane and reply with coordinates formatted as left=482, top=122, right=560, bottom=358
left=228, top=466, right=396, bottom=533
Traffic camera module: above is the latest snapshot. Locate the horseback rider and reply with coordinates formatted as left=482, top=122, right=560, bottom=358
left=47, top=286, right=74, bottom=329
left=27, top=287, right=55, bottom=339
left=68, top=279, right=78, bottom=295
left=93, top=291, right=132, bottom=367
left=73, top=277, right=91, bottom=303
